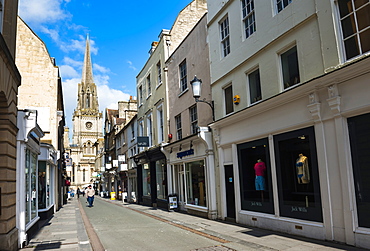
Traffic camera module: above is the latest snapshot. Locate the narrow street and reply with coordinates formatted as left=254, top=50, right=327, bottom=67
left=81, top=197, right=221, bottom=251
left=79, top=197, right=365, bottom=251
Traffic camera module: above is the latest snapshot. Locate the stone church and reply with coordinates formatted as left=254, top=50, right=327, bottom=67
left=65, top=37, right=103, bottom=189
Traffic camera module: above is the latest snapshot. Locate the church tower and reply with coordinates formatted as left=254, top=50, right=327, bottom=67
left=69, top=36, right=103, bottom=188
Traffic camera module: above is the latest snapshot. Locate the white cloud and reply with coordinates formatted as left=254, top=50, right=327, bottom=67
left=63, top=57, right=83, bottom=68
left=62, top=74, right=132, bottom=142
left=40, top=27, right=60, bottom=43
left=60, top=36, right=98, bottom=55
left=94, top=64, right=110, bottom=74
left=60, top=65, right=79, bottom=79
left=97, top=85, right=132, bottom=110
left=18, top=0, right=71, bottom=27
left=127, top=60, right=137, bottom=71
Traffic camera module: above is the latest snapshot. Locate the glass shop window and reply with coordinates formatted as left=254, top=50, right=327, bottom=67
left=238, top=138, right=274, bottom=214
left=348, top=113, right=370, bottom=228
left=156, top=159, right=167, bottom=200
left=185, top=160, right=207, bottom=207
left=274, top=127, right=322, bottom=222
left=142, top=163, right=151, bottom=196
left=38, top=162, right=50, bottom=209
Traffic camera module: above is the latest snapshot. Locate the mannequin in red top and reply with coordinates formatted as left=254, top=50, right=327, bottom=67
left=254, top=159, right=266, bottom=201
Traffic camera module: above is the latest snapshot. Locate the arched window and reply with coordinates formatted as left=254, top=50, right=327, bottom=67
left=86, top=94, right=90, bottom=108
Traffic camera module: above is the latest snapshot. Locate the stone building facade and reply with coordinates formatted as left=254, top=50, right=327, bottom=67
left=67, top=37, right=103, bottom=189
left=135, top=0, right=207, bottom=209
left=207, top=0, right=370, bottom=248
left=15, top=16, right=66, bottom=247
left=0, top=1, right=21, bottom=250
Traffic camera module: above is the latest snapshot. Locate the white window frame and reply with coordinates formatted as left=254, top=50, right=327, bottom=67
left=276, top=0, right=292, bottom=14
left=279, top=45, right=300, bottom=90
left=157, top=61, right=162, bottom=87
left=220, top=16, right=231, bottom=57
left=157, top=104, right=164, bottom=144
left=241, top=0, right=256, bottom=39
left=336, top=0, right=370, bottom=61
left=147, top=75, right=151, bottom=98
left=175, top=114, right=182, bottom=140
left=189, top=105, right=198, bottom=135
left=147, top=113, right=153, bottom=147
left=138, top=119, right=144, bottom=137
left=179, top=59, right=188, bottom=93
left=247, top=68, right=262, bottom=104
left=138, top=85, right=143, bottom=106
left=224, top=84, right=234, bottom=115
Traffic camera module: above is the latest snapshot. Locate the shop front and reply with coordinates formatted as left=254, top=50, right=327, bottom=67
left=164, top=128, right=217, bottom=219
left=38, top=143, right=57, bottom=220
left=135, top=147, right=167, bottom=208
left=212, top=56, right=370, bottom=247
left=16, top=110, right=44, bottom=247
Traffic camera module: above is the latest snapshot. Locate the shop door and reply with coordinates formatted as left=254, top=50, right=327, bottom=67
left=225, top=165, right=236, bottom=219
left=175, top=164, right=186, bottom=211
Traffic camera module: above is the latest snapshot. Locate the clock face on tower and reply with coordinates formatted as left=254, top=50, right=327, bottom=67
left=85, top=122, right=92, bottom=129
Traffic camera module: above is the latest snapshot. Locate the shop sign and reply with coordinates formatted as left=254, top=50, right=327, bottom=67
left=137, top=136, right=149, bottom=147
left=177, top=149, right=194, bottom=159
left=169, top=196, right=178, bottom=209
left=113, top=160, right=119, bottom=167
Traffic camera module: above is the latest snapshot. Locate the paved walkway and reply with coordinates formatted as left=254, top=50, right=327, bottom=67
left=23, top=198, right=92, bottom=251
left=23, top=196, right=368, bottom=251
left=104, top=198, right=368, bottom=251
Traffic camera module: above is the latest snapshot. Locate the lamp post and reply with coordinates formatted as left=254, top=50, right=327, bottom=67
left=190, top=75, right=214, bottom=121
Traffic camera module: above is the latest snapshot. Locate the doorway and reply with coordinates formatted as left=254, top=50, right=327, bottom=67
left=225, top=165, right=236, bottom=220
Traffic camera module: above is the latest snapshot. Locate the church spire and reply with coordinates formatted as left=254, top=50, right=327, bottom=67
left=81, top=35, right=94, bottom=85
left=75, top=35, right=100, bottom=115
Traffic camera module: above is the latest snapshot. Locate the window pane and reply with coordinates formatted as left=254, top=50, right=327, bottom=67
left=344, top=35, right=360, bottom=59
left=339, top=0, right=353, bottom=18
left=356, top=4, right=370, bottom=31
left=238, top=138, right=274, bottom=214
left=142, top=164, right=151, bottom=196
left=31, top=153, right=37, bottom=219
left=38, top=162, right=47, bottom=209
left=354, top=0, right=368, bottom=9
left=224, top=85, right=234, bottom=114
left=348, top=113, right=370, bottom=228
left=281, top=46, right=300, bottom=89
left=249, top=69, right=262, bottom=103
left=274, top=127, right=323, bottom=222
left=185, top=160, right=206, bottom=207
left=341, top=14, right=357, bottom=38
left=360, top=28, right=370, bottom=53
left=156, top=160, right=166, bottom=200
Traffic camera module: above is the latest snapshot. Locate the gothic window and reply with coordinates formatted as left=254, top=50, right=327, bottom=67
left=86, top=94, right=90, bottom=108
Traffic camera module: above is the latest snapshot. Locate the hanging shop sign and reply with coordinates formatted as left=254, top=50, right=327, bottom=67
left=137, top=136, right=149, bottom=147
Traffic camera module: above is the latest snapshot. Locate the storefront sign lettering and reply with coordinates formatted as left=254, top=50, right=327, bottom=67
left=251, top=201, right=263, bottom=207
left=291, top=206, right=308, bottom=213
left=177, top=149, right=194, bottom=159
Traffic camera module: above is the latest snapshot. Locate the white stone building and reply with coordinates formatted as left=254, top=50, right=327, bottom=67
left=67, top=37, right=103, bottom=190
left=207, top=0, right=370, bottom=248
left=15, top=16, right=66, bottom=248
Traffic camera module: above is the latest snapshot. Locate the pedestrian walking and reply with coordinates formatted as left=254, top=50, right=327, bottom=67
left=86, top=184, right=95, bottom=207
left=77, top=187, right=80, bottom=198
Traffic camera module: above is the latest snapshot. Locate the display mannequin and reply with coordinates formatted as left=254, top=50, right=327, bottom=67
left=296, top=153, right=310, bottom=184
left=254, top=159, right=266, bottom=201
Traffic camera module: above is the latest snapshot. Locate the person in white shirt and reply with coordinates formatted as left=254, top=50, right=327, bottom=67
left=86, top=185, right=95, bottom=207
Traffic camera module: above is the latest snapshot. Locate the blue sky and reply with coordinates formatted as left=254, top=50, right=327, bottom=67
left=18, top=0, right=193, bottom=140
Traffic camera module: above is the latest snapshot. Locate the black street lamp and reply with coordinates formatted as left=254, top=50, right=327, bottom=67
left=190, top=75, right=214, bottom=121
